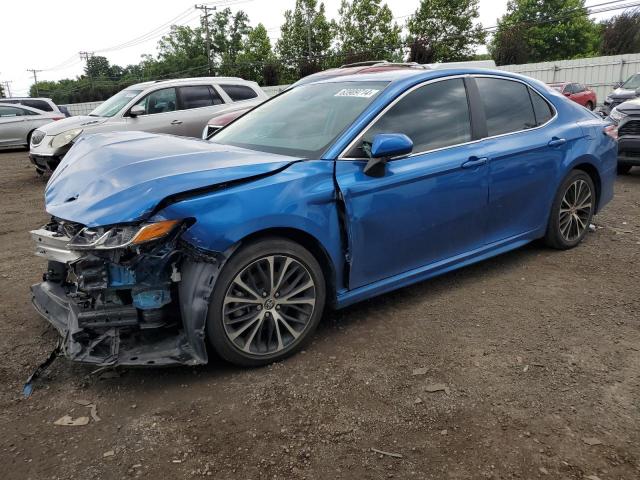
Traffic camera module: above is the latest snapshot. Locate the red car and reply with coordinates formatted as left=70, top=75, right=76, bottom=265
left=549, top=82, right=597, bottom=110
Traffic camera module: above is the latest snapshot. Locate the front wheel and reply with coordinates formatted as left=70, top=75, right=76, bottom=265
left=544, top=170, right=595, bottom=250
left=207, top=238, right=326, bottom=367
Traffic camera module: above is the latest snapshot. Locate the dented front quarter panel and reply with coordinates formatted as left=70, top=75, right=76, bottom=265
left=154, top=160, right=345, bottom=290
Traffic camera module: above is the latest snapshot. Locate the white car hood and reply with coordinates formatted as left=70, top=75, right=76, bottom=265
left=36, top=115, right=109, bottom=135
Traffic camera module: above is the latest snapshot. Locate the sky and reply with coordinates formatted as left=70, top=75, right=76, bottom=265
left=0, top=0, right=625, bottom=97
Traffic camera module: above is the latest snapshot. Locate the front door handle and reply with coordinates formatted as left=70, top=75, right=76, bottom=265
left=548, top=137, right=566, bottom=147
left=461, top=156, right=488, bottom=169
left=171, top=120, right=183, bottom=125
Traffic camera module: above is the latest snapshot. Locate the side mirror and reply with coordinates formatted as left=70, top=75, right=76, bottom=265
left=129, top=105, right=145, bottom=118
left=363, top=133, right=413, bottom=177
left=635, top=88, right=640, bottom=96
left=563, top=92, right=571, bottom=97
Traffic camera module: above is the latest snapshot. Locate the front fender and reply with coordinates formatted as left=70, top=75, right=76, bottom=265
left=154, top=160, right=345, bottom=290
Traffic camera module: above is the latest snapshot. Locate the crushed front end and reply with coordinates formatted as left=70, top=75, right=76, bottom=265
left=30, top=217, right=221, bottom=367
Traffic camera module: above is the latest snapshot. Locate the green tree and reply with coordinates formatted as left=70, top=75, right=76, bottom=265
left=335, top=0, right=402, bottom=63
left=85, top=55, right=113, bottom=78
left=155, top=25, right=208, bottom=77
left=235, top=24, right=276, bottom=85
left=406, top=0, right=486, bottom=63
left=0, top=83, right=4, bottom=98
left=490, top=0, right=600, bottom=65
left=211, top=8, right=252, bottom=75
left=600, top=10, right=640, bottom=56
left=276, top=0, right=335, bottom=82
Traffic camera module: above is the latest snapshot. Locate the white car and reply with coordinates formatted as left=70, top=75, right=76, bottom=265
left=0, top=97, right=70, bottom=117
left=0, top=103, right=64, bottom=148
left=29, top=77, right=268, bottom=172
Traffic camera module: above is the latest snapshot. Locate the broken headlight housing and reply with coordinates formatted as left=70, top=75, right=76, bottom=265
left=67, top=220, right=179, bottom=250
left=51, top=128, right=83, bottom=149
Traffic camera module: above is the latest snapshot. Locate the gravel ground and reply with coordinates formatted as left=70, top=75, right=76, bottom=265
left=0, top=149, right=638, bottom=480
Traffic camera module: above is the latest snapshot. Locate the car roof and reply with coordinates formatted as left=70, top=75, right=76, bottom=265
left=303, top=67, right=533, bottom=87
left=127, top=77, right=258, bottom=90
left=1, top=97, right=54, bottom=102
left=0, top=102, right=48, bottom=113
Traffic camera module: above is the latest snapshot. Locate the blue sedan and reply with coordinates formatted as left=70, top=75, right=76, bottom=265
left=31, top=68, right=617, bottom=367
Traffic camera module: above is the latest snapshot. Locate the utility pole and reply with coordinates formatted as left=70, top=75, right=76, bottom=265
left=195, top=4, right=215, bottom=75
left=1, top=80, right=11, bottom=98
left=306, top=7, right=313, bottom=60
left=79, top=51, right=95, bottom=88
left=26, top=69, right=43, bottom=96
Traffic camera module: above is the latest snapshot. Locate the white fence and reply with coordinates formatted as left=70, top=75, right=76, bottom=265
left=500, top=53, right=640, bottom=106
left=60, top=101, right=103, bottom=116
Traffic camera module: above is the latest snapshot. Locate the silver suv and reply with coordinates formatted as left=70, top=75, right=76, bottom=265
left=29, top=77, right=267, bottom=172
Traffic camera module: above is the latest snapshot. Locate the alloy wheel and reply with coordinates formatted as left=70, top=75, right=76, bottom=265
left=222, top=255, right=316, bottom=356
left=559, top=178, right=592, bottom=242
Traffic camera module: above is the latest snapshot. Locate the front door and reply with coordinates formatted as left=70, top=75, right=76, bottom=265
left=127, top=87, right=185, bottom=135
left=335, top=78, right=490, bottom=289
left=0, top=106, right=28, bottom=146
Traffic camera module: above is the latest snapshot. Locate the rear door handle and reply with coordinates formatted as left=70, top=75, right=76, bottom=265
left=171, top=120, right=183, bottom=125
left=461, top=156, right=488, bottom=169
left=548, top=137, right=566, bottom=147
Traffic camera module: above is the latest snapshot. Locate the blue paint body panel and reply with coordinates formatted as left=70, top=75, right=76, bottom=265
left=43, top=68, right=618, bottom=309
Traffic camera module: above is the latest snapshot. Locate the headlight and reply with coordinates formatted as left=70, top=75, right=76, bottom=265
left=51, top=128, right=83, bottom=149
left=609, top=107, right=628, bottom=125
left=68, top=220, right=180, bottom=250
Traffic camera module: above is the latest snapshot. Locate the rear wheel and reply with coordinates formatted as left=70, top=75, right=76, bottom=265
left=544, top=170, right=595, bottom=250
left=617, top=164, right=632, bottom=175
left=207, top=238, right=326, bottom=367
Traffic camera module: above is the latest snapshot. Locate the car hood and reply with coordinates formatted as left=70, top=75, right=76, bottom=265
left=37, top=115, right=109, bottom=135
left=45, top=131, right=299, bottom=227
left=609, top=88, right=638, bottom=100
left=616, top=97, right=640, bottom=113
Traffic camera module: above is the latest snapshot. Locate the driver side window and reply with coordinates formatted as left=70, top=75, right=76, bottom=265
left=347, top=78, right=471, bottom=158
left=132, top=87, right=177, bottom=115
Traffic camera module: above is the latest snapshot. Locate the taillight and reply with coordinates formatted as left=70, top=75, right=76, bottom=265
left=604, top=125, right=618, bottom=140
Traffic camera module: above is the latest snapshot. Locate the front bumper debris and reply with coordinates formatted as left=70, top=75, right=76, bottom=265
left=29, top=218, right=225, bottom=367
left=29, top=153, right=63, bottom=172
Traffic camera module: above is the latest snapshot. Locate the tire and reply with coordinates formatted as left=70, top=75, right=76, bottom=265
left=206, top=237, right=326, bottom=367
left=585, top=101, right=594, bottom=111
left=25, top=130, right=34, bottom=150
left=544, top=170, right=595, bottom=250
left=617, top=164, right=632, bottom=175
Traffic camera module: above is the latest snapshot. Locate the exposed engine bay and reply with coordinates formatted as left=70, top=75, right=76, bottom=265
left=30, top=217, right=224, bottom=366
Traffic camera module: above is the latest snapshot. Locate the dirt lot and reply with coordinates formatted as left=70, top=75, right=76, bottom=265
left=0, top=149, right=638, bottom=480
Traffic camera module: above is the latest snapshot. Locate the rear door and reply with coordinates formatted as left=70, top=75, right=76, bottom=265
left=0, top=106, right=28, bottom=146
left=176, top=85, right=225, bottom=137
left=473, top=76, right=574, bottom=243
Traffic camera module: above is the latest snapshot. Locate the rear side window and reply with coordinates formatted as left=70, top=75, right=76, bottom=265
left=529, top=89, right=554, bottom=126
left=220, top=84, right=258, bottom=101
left=476, top=78, right=537, bottom=136
left=23, top=100, right=53, bottom=111
left=0, top=106, right=23, bottom=117
left=355, top=78, right=471, bottom=155
left=179, top=85, right=223, bottom=109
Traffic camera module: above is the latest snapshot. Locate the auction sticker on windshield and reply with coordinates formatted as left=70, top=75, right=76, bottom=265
left=334, top=88, right=380, bottom=98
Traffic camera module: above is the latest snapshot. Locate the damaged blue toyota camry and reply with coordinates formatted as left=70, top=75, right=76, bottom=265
left=30, top=68, right=617, bottom=367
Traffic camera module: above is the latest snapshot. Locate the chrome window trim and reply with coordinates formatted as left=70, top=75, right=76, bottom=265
left=337, top=73, right=558, bottom=161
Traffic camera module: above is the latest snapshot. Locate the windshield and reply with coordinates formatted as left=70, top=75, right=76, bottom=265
left=213, top=81, right=388, bottom=157
left=89, top=89, right=142, bottom=117
left=622, top=74, right=640, bottom=90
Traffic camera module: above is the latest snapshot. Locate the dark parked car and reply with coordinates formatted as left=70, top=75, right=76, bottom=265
left=31, top=68, right=616, bottom=368
left=608, top=99, right=640, bottom=174
left=602, top=73, right=640, bottom=115
left=548, top=82, right=597, bottom=110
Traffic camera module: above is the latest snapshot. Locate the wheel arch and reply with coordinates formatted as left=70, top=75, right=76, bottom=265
left=570, top=160, right=601, bottom=212
left=235, top=227, right=338, bottom=308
